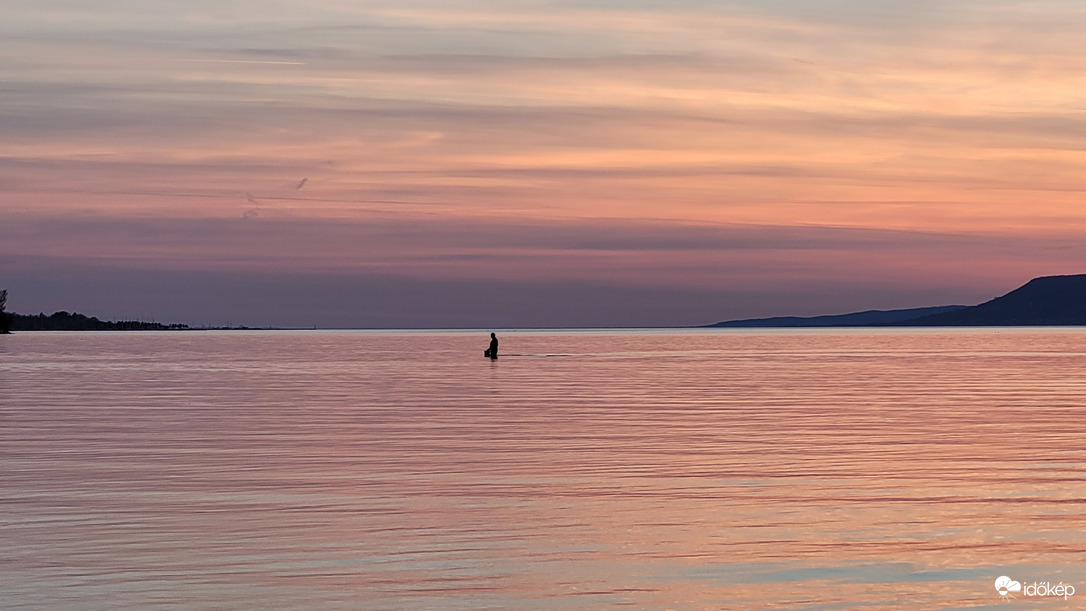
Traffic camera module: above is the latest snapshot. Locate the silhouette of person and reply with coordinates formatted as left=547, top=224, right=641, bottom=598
left=487, top=332, right=498, bottom=359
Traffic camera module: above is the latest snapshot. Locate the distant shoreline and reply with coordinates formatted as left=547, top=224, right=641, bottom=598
left=708, top=274, right=1086, bottom=328
left=6, top=311, right=252, bottom=332
left=10, top=323, right=1086, bottom=333
left=8, top=273, right=1086, bottom=331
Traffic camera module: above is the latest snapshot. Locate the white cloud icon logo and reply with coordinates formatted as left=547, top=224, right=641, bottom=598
left=995, top=576, right=1022, bottom=598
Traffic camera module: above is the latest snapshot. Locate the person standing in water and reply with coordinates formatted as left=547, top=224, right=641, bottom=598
left=487, top=332, right=498, bottom=359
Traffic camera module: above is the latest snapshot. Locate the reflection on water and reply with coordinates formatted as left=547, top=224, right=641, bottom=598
left=2, top=329, right=1085, bottom=609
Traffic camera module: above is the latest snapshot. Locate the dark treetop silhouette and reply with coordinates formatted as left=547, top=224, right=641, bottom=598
left=0, top=289, right=10, bottom=334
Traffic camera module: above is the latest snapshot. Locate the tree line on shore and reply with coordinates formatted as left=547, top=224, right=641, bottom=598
left=11, top=311, right=190, bottom=331
left=0, top=290, right=189, bottom=332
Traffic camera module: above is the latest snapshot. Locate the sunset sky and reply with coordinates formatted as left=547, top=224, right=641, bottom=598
left=4, top=1, right=1086, bottom=327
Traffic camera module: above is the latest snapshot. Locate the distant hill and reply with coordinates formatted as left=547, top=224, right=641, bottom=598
left=905, top=274, right=1086, bottom=326
left=709, top=274, right=1086, bottom=327
left=11, top=311, right=190, bottom=331
left=709, top=305, right=967, bottom=328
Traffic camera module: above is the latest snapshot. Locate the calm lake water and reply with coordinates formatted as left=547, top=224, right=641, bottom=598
left=2, top=329, right=1085, bottom=610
